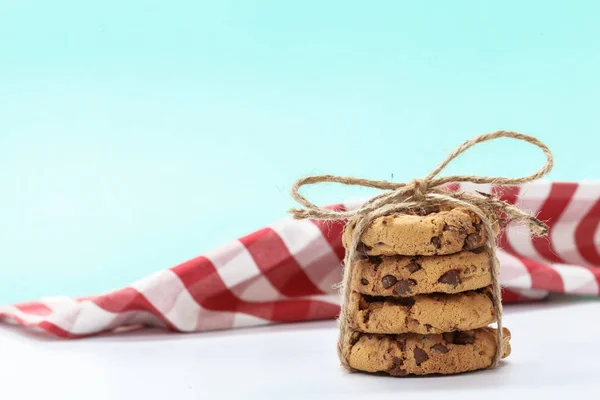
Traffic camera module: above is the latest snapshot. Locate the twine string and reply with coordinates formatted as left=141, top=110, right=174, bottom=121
left=289, top=130, right=553, bottom=370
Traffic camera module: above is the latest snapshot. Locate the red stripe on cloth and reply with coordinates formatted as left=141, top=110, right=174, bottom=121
left=263, top=299, right=339, bottom=323
left=493, top=185, right=520, bottom=257
left=0, top=312, right=78, bottom=339
left=311, top=203, right=347, bottom=261
left=575, top=196, right=600, bottom=266
left=443, top=182, right=460, bottom=192
left=501, top=289, right=523, bottom=303
left=91, top=288, right=178, bottom=331
left=24, top=317, right=148, bottom=339
left=240, top=228, right=324, bottom=297
left=325, top=203, right=347, bottom=212
left=14, top=302, right=53, bottom=316
left=501, top=288, right=544, bottom=303
left=171, top=256, right=339, bottom=323
left=492, top=185, right=520, bottom=206
left=519, top=257, right=565, bottom=293
left=531, top=182, right=577, bottom=263
left=590, top=267, right=600, bottom=294
left=37, top=320, right=80, bottom=338
left=172, top=256, right=241, bottom=313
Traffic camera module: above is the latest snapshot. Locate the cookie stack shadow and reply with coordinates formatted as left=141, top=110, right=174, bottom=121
left=342, top=206, right=512, bottom=376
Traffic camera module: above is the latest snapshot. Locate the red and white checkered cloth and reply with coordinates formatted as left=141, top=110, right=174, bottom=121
left=2, top=181, right=600, bottom=338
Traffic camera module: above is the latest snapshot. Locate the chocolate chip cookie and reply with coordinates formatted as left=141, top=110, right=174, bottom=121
left=343, top=205, right=499, bottom=256
left=346, top=327, right=511, bottom=376
left=352, top=249, right=492, bottom=297
left=347, top=289, right=495, bottom=335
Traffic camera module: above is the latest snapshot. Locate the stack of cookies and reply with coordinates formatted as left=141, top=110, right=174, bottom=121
left=341, top=205, right=511, bottom=376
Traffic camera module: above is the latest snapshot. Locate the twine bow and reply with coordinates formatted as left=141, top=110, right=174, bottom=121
left=289, top=130, right=553, bottom=371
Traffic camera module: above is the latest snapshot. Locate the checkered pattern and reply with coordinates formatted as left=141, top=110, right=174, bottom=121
left=2, top=181, right=600, bottom=338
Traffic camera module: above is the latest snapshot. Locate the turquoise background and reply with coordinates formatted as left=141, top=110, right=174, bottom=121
left=1, top=1, right=599, bottom=304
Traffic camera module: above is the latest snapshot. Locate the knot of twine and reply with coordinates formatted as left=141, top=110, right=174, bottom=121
left=289, top=130, right=553, bottom=371
left=411, top=178, right=429, bottom=200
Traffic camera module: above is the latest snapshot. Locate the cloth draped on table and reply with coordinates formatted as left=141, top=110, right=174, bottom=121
left=1, top=181, right=599, bottom=338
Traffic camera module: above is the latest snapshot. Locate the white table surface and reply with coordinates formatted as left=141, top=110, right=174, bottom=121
left=1, top=296, right=599, bottom=400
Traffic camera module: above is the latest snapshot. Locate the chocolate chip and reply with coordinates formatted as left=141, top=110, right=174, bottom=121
left=430, top=236, right=441, bottom=249
left=453, top=332, right=475, bottom=345
left=397, top=338, right=407, bottom=351
left=362, top=310, right=371, bottom=324
left=389, top=358, right=407, bottom=376
left=438, top=269, right=461, bottom=287
left=389, top=367, right=408, bottom=376
left=381, top=220, right=387, bottom=225
left=425, top=324, right=432, bottom=332
left=465, top=233, right=481, bottom=249
left=405, top=261, right=421, bottom=273
left=431, top=343, right=449, bottom=354
left=413, top=348, right=429, bottom=365
left=391, top=356, right=404, bottom=366
left=360, top=278, right=369, bottom=285
left=349, top=332, right=361, bottom=345
left=369, top=256, right=383, bottom=266
left=394, top=279, right=416, bottom=296
left=381, top=275, right=397, bottom=289
left=471, top=247, right=485, bottom=254
left=442, top=332, right=454, bottom=343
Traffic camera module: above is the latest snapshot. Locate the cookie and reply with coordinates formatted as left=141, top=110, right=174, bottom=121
left=352, top=250, right=492, bottom=297
left=347, top=289, right=495, bottom=335
left=343, top=205, right=499, bottom=256
left=346, top=327, right=511, bottom=376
